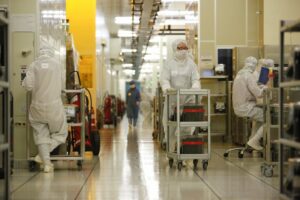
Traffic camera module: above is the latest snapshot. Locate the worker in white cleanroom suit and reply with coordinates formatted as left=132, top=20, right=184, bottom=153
left=266, top=59, right=275, bottom=68
left=232, top=56, right=267, bottom=150
left=160, top=39, right=201, bottom=149
left=22, top=43, right=67, bottom=173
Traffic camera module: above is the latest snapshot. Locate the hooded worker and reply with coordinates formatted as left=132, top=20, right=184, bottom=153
left=232, top=56, right=267, bottom=150
left=22, top=42, right=67, bottom=173
left=160, top=39, right=201, bottom=146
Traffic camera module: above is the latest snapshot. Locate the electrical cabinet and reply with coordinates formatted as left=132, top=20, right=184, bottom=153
left=11, top=32, right=35, bottom=162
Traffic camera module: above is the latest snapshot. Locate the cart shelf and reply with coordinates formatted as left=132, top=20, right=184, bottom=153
left=167, top=121, right=209, bottom=127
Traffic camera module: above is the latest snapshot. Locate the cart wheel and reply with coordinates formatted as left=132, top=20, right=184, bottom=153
left=193, top=159, right=198, bottom=170
left=162, top=142, right=166, bottom=151
left=177, top=162, right=183, bottom=171
left=263, top=166, right=274, bottom=177
left=238, top=151, right=244, bottom=158
left=202, top=161, right=208, bottom=170
left=90, top=131, right=101, bottom=156
left=28, top=161, right=37, bottom=172
left=77, top=161, right=83, bottom=170
left=169, top=159, right=174, bottom=168
left=223, top=152, right=229, bottom=158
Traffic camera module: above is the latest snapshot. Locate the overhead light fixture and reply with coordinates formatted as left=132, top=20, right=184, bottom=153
left=149, top=36, right=166, bottom=43
left=185, top=15, right=198, bottom=21
left=118, top=30, right=137, bottom=38
left=161, top=0, right=198, bottom=2
left=123, top=69, right=136, bottom=75
left=122, top=63, right=133, bottom=68
left=121, top=49, right=137, bottom=53
left=157, top=10, right=194, bottom=17
left=115, top=16, right=140, bottom=25
left=160, top=19, right=198, bottom=25
left=144, top=54, right=160, bottom=61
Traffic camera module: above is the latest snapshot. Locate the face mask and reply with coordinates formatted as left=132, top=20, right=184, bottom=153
left=175, top=50, right=188, bottom=61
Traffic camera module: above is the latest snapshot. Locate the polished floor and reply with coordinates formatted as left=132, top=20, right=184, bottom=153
left=10, top=117, right=280, bottom=200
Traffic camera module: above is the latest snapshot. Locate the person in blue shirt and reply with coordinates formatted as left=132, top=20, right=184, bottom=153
left=126, top=80, right=141, bottom=127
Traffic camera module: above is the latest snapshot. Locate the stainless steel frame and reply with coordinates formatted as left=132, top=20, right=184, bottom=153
left=278, top=19, right=300, bottom=200
left=166, top=89, right=211, bottom=170
left=0, top=12, right=10, bottom=200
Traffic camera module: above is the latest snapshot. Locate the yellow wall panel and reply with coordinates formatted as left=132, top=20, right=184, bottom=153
left=66, top=0, right=97, bottom=109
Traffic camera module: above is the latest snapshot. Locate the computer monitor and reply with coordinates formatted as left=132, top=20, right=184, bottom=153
left=258, top=67, right=269, bottom=85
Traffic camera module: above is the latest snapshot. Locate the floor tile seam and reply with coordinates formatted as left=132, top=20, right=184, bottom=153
left=190, top=163, right=222, bottom=200
left=11, top=171, right=41, bottom=194
left=212, top=150, right=279, bottom=191
left=74, top=158, right=100, bottom=200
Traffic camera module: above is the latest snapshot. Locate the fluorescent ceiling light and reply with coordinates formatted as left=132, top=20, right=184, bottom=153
left=123, top=69, right=136, bottom=75
left=121, top=49, right=137, bottom=53
left=160, top=19, right=197, bottom=25
left=96, top=16, right=105, bottom=26
left=161, top=0, right=198, bottom=2
left=115, top=16, right=140, bottom=25
left=140, top=68, right=153, bottom=73
left=118, top=30, right=137, bottom=38
left=149, top=36, right=166, bottom=43
left=144, top=54, right=160, bottom=61
left=122, top=63, right=133, bottom=68
left=157, top=10, right=194, bottom=16
left=185, top=15, right=198, bottom=21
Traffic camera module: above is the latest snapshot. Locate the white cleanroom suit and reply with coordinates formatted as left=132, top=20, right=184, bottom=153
left=22, top=44, right=67, bottom=172
left=232, top=56, right=267, bottom=150
left=160, top=39, right=201, bottom=147
left=266, top=59, right=275, bottom=68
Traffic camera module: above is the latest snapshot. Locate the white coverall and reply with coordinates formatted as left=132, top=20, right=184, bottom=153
left=232, top=56, right=266, bottom=150
left=22, top=45, right=67, bottom=167
left=160, top=39, right=201, bottom=146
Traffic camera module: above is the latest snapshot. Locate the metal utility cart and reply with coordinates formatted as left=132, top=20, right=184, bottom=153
left=166, top=89, right=211, bottom=171
left=0, top=9, right=10, bottom=200
left=152, top=86, right=165, bottom=147
left=277, top=19, right=300, bottom=200
left=261, top=88, right=280, bottom=177
left=27, top=89, right=85, bottom=170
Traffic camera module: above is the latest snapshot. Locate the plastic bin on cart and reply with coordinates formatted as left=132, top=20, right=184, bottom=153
left=181, top=105, right=205, bottom=121
left=180, top=135, right=205, bottom=154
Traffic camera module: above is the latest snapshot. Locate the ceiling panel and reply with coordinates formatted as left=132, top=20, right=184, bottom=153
left=97, top=0, right=132, bottom=36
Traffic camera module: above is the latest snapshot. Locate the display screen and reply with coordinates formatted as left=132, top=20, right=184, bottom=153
left=258, top=67, right=269, bottom=85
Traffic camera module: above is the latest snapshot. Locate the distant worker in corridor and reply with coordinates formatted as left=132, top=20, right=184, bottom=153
left=126, top=80, right=141, bottom=128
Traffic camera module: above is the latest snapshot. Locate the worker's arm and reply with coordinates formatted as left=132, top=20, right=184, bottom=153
left=160, top=63, right=171, bottom=93
left=191, top=63, right=201, bottom=89
left=247, top=73, right=264, bottom=98
left=22, top=63, right=35, bottom=91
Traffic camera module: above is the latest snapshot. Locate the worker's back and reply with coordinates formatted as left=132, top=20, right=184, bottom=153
left=232, top=70, right=256, bottom=117
left=23, top=54, right=63, bottom=106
